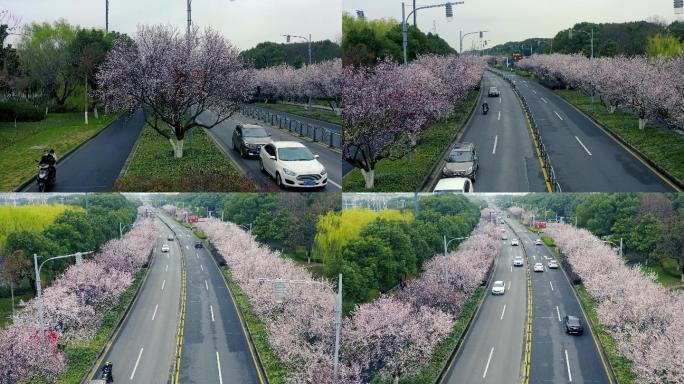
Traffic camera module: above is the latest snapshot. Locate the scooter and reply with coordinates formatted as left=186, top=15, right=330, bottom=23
left=35, top=161, right=55, bottom=192
left=100, top=368, right=114, bottom=383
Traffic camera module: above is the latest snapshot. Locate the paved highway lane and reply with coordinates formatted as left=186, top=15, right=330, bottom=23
left=509, top=219, right=611, bottom=384
left=497, top=69, right=675, bottom=192
left=199, top=110, right=342, bottom=192
left=444, top=220, right=527, bottom=383
left=433, top=71, right=547, bottom=192
left=99, top=219, right=181, bottom=383
left=161, top=215, right=261, bottom=384
left=22, top=108, right=145, bottom=192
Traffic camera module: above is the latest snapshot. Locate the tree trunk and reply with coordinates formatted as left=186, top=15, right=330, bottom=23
left=170, top=138, right=184, bottom=158
left=361, top=169, right=375, bottom=189
left=608, top=105, right=616, bottom=114
left=10, top=282, right=14, bottom=318
left=84, top=74, right=88, bottom=125
left=638, top=118, right=647, bottom=130
left=93, top=105, right=99, bottom=119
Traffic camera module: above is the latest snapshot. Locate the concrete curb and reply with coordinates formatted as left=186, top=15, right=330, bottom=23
left=13, top=113, right=121, bottom=192
left=420, top=86, right=482, bottom=192
left=203, top=127, right=249, bottom=178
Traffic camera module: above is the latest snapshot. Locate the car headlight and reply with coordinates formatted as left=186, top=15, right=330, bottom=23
left=442, top=168, right=453, bottom=176
left=282, top=168, right=297, bottom=177
left=466, top=167, right=473, bottom=175
left=320, top=169, right=327, bottom=176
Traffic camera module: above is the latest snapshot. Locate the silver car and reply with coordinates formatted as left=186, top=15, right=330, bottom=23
left=491, top=281, right=505, bottom=295
left=442, top=142, right=478, bottom=181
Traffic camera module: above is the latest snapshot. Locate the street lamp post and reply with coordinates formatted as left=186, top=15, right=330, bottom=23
left=459, top=30, right=487, bottom=56
left=283, top=33, right=313, bottom=110
left=34, top=251, right=93, bottom=342
left=105, top=0, right=109, bottom=33
left=119, top=222, right=136, bottom=239
left=443, top=235, right=469, bottom=284
left=402, top=2, right=462, bottom=64
left=601, top=237, right=624, bottom=259
left=569, top=28, right=594, bottom=59
left=254, top=274, right=343, bottom=379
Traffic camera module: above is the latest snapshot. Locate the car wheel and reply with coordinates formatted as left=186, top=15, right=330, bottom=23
left=240, top=146, right=246, bottom=158
left=259, top=159, right=266, bottom=173
left=232, top=140, right=237, bottom=151
left=276, top=173, right=285, bottom=189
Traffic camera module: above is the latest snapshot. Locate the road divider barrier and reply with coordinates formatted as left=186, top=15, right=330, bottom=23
left=240, top=105, right=341, bottom=149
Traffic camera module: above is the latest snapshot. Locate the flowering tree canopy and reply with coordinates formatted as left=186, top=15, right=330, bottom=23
left=97, top=25, right=253, bottom=157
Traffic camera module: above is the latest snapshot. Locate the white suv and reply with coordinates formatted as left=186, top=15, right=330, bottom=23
left=259, top=141, right=327, bottom=189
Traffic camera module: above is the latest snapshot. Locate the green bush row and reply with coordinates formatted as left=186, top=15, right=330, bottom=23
left=0, top=101, right=45, bottom=122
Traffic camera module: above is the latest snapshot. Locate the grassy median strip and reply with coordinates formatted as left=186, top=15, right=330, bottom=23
left=255, top=103, right=341, bottom=126
left=115, top=124, right=255, bottom=192
left=574, top=285, right=638, bottom=384
left=343, top=91, right=479, bottom=192
left=56, top=268, right=146, bottom=384
left=555, top=90, right=684, bottom=183
left=220, top=267, right=289, bottom=384
left=0, top=113, right=117, bottom=191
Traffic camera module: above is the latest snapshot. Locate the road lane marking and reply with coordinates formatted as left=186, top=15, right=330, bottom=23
left=532, top=255, right=536, bottom=260
left=554, top=111, right=564, bottom=121
left=329, top=180, right=342, bottom=189
left=492, top=135, right=498, bottom=154
left=196, top=252, right=199, bottom=259
left=550, top=281, right=554, bottom=291
left=500, top=305, right=507, bottom=320
left=565, top=349, right=573, bottom=382
left=186, top=245, right=189, bottom=250
left=217, top=352, right=224, bottom=384
left=510, top=265, right=513, bottom=272
left=205, top=280, right=209, bottom=291
left=152, top=304, right=158, bottom=321
left=499, top=97, right=502, bottom=104
left=541, top=97, right=548, bottom=103
left=508, top=281, right=511, bottom=290
left=165, top=265, right=168, bottom=272
left=210, top=305, right=215, bottom=322
left=574, top=136, right=593, bottom=156
left=201, top=265, right=204, bottom=271
left=483, top=347, right=494, bottom=378
left=532, top=90, right=537, bottom=95
left=130, top=347, right=144, bottom=380
left=556, top=306, right=561, bottom=322
left=498, top=111, right=501, bottom=121
left=161, top=279, right=166, bottom=291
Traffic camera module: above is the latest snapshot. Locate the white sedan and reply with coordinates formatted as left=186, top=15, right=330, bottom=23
left=533, top=262, right=544, bottom=272
left=491, top=281, right=505, bottom=295
left=535, top=239, right=543, bottom=245
left=511, top=239, right=519, bottom=246
left=259, top=141, right=327, bottom=189
left=161, top=244, right=170, bottom=252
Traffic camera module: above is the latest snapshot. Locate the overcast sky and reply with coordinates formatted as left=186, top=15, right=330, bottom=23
left=343, top=0, right=682, bottom=51
left=1, top=0, right=342, bottom=50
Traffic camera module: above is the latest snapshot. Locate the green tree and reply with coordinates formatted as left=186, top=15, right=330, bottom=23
left=646, top=34, right=683, bottom=58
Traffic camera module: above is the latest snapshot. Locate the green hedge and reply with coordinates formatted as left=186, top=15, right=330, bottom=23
left=57, top=269, right=147, bottom=383
left=0, top=101, right=44, bottom=122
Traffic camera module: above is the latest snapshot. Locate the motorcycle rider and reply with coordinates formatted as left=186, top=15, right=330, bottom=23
left=101, top=361, right=114, bottom=383
left=482, top=101, right=489, bottom=114
left=38, top=149, right=57, bottom=181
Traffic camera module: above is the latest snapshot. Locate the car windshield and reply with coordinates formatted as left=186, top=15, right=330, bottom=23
left=490, top=87, right=497, bottom=91
left=243, top=127, right=269, bottom=137
left=494, top=281, right=504, bottom=288
left=278, top=147, right=315, bottom=161
left=567, top=317, right=580, bottom=326
left=448, top=149, right=473, bottom=162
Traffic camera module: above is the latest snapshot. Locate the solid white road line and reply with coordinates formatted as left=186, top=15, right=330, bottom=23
left=498, top=111, right=501, bottom=121
left=550, top=281, right=554, bottom=291
left=161, top=280, right=166, bottom=291
left=492, top=135, right=498, bottom=154
left=210, top=305, right=215, bottom=322
left=541, top=97, right=548, bottom=104
left=565, top=349, right=573, bottom=382
left=556, top=306, right=561, bottom=322
left=205, top=280, right=209, bottom=291
left=130, top=347, right=144, bottom=380
left=329, top=180, right=342, bottom=189
left=500, top=305, right=507, bottom=320
left=217, top=352, right=224, bottom=384
left=554, top=110, right=564, bottom=121
left=483, top=347, right=495, bottom=378
left=152, top=304, right=158, bottom=321
left=574, top=136, right=593, bottom=156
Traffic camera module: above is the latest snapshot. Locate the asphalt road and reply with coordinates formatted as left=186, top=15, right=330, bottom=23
left=199, top=110, right=342, bottom=192
left=161, top=215, right=261, bottom=384
left=22, top=108, right=145, bottom=192
left=450, top=72, right=548, bottom=192
left=444, top=219, right=527, bottom=383
left=496, top=69, right=675, bottom=192
left=508, top=219, right=611, bottom=384
left=98, top=219, right=181, bottom=383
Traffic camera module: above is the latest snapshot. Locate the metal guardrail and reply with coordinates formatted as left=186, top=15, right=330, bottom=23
left=240, top=105, right=341, bottom=149
left=491, top=70, right=563, bottom=192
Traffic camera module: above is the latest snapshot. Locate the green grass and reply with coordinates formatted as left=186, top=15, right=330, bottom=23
left=255, top=102, right=342, bottom=126
left=554, top=89, right=684, bottom=183
left=193, top=230, right=206, bottom=239
left=343, top=91, right=479, bottom=191
left=0, top=112, right=118, bottom=191
left=541, top=236, right=555, bottom=247
left=0, top=293, right=33, bottom=329
left=114, top=124, right=255, bottom=192
left=372, top=287, right=486, bottom=384
left=574, top=285, right=638, bottom=384
left=220, top=266, right=289, bottom=384
left=57, top=268, right=147, bottom=384
left=642, top=259, right=682, bottom=287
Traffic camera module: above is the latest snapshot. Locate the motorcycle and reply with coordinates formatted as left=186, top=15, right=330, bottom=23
left=100, top=367, right=114, bottom=383
left=482, top=103, right=489, bottom=115
left=35, top=161, right=55, bottom=192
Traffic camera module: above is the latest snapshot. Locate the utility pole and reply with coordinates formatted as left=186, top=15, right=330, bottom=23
left=413, top=0, right=417, bottom=26
left=105, top=0, right=109, bottom=33
left=187, top=0, right=194, bottom=145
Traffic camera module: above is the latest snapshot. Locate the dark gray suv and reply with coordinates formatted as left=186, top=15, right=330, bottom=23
left=232, top=124, right=273, bottom=158
left=442, top=142, right=479, bottom=182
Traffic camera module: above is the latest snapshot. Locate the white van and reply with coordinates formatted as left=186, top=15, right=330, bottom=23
left=433, top=177, right=474, bottom=193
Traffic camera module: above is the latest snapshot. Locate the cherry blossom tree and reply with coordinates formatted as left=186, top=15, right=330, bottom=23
left=0, top=324, right=66, bottom=384
left=97, top=25, right=253, bottom=157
